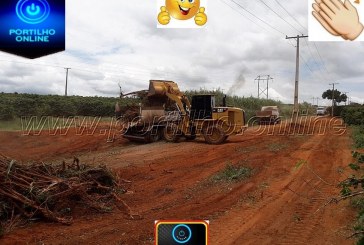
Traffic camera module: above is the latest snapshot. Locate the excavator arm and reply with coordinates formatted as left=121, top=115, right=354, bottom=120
left=147, top=80, right=191, bottom=116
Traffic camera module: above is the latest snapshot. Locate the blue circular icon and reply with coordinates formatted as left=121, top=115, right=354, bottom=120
left=172, top=224, right=192, bottom=244
left=16, top=0, right=50, bottom=24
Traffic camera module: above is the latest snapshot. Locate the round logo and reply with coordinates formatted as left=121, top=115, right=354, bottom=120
left=172, top=224, right=192, bottom=244
left=16, top=0, right=50, bottom=24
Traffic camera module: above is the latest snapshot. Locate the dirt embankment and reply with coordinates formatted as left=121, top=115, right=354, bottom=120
left=0, top=117, right=357, bottom=244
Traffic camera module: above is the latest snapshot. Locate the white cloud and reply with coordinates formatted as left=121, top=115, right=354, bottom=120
left=0, top=0, right=362, bottom=105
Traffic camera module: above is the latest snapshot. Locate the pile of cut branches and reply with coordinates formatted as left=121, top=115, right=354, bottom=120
left=0, top=155, right=130, bottom=236
left=119, top=105, right=140, bottom=121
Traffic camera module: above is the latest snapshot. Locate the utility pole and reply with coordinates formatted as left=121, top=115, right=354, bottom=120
left=255, top=75, right=273, bottom=99
left=286, top=35, right=308, bottom=116
left=64, top=68, right=71, bottom=96
left=266, top=75, right=273, bottom=99
left=329, top=82, right=339, bottom=116
left=316, top=97, right=320, bottom=106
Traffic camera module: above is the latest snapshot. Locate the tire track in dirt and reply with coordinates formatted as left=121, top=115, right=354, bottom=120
left=211, top=133, right=325, bottom=244
left=274, top=136, right=350, bottom=245
left=212, top=123, right=353, bottom=245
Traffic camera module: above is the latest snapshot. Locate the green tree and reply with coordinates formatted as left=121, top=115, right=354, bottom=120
left=0, top=104, right=14, bottom=120
left=322, top=89, right=347, bottom=105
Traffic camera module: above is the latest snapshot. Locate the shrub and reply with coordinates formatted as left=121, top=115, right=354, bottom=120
left=341, top=106, right=364, bottom=125
left=352, top=127, right=364, bottom=149
left=212, top=164, right=253, bottom=182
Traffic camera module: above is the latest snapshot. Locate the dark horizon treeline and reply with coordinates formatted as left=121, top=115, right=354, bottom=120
left=0, top=93, right=124, bottom=120
left=0, top=90, right=284, bottom=121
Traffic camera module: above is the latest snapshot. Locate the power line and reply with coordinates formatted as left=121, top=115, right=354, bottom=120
left=312, top=42, right=334, bottom=81
left=287, top=37, right=331, bottom=85
left=299, top=54, right=315, bottom=76
left=303, top=39, right=330, bottom=82
left=257, top=0, right=302, bottom=33
left=273, top=0, right=308, bottom=32
left=287, top=39, right=296, bottom=47
left=224, top=0, right=297, bottom=48
left=220, top=0, right=296, bottom=48
left=220, top=0, right=278, bottom=37
left=228, top=0, right=286, bottom=36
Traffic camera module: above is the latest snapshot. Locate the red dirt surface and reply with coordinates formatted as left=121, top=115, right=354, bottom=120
left=0, top=117, right=358, bottom=244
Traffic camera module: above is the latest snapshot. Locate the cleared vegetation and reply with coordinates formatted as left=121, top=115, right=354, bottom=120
left=0, top=156, right=130, bottom=237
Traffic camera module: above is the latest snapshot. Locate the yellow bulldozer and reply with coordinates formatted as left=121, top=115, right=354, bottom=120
left=115, top=80, right=246, bottom=144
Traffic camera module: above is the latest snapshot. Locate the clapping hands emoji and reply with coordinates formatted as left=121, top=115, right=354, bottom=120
left=312, top=0, right=363, bottom=40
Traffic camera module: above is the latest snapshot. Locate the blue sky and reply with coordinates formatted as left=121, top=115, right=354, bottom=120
left=0, top=0, right=363, bottom=106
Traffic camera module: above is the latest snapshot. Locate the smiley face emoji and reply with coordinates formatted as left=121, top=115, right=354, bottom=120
left=166, top=0, right=200, bottom=20
left=158, top=0, right=207, bottom=26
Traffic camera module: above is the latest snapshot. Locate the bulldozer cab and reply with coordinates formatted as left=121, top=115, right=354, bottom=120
left=190, top=95, right=215, bottom=120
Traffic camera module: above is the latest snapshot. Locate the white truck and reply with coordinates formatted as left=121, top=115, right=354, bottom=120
left=255, top=106, right=281, bottom=125
left=316, top=106, right=326, bottom=116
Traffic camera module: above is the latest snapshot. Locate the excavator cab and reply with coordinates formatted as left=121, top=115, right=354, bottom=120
left=190, top=95, right=215, bottom=120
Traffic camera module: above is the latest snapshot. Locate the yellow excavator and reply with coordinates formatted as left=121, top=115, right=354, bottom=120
left=115, top=80, right=246, bottom=144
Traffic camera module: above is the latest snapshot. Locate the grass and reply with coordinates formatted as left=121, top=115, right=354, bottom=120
left=0, top=118, right=23, bottom=131
left=293, top=213, right=302, bottom=223
left=0, top=116, right=115, bottom=131
left=293, top=159, right=307, bottom=172
left=212, top=163, right=253, bottom=182
left=259, top=182, right=269, bottom=189
left=267, top=143, right=287, bottom=152
left=235, top=146, right=258, bottom=153
left=351, top=197, right=364, bottom=210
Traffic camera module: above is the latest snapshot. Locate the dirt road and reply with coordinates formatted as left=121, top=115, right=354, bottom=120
left=0, top=117, right=357, bottom=244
